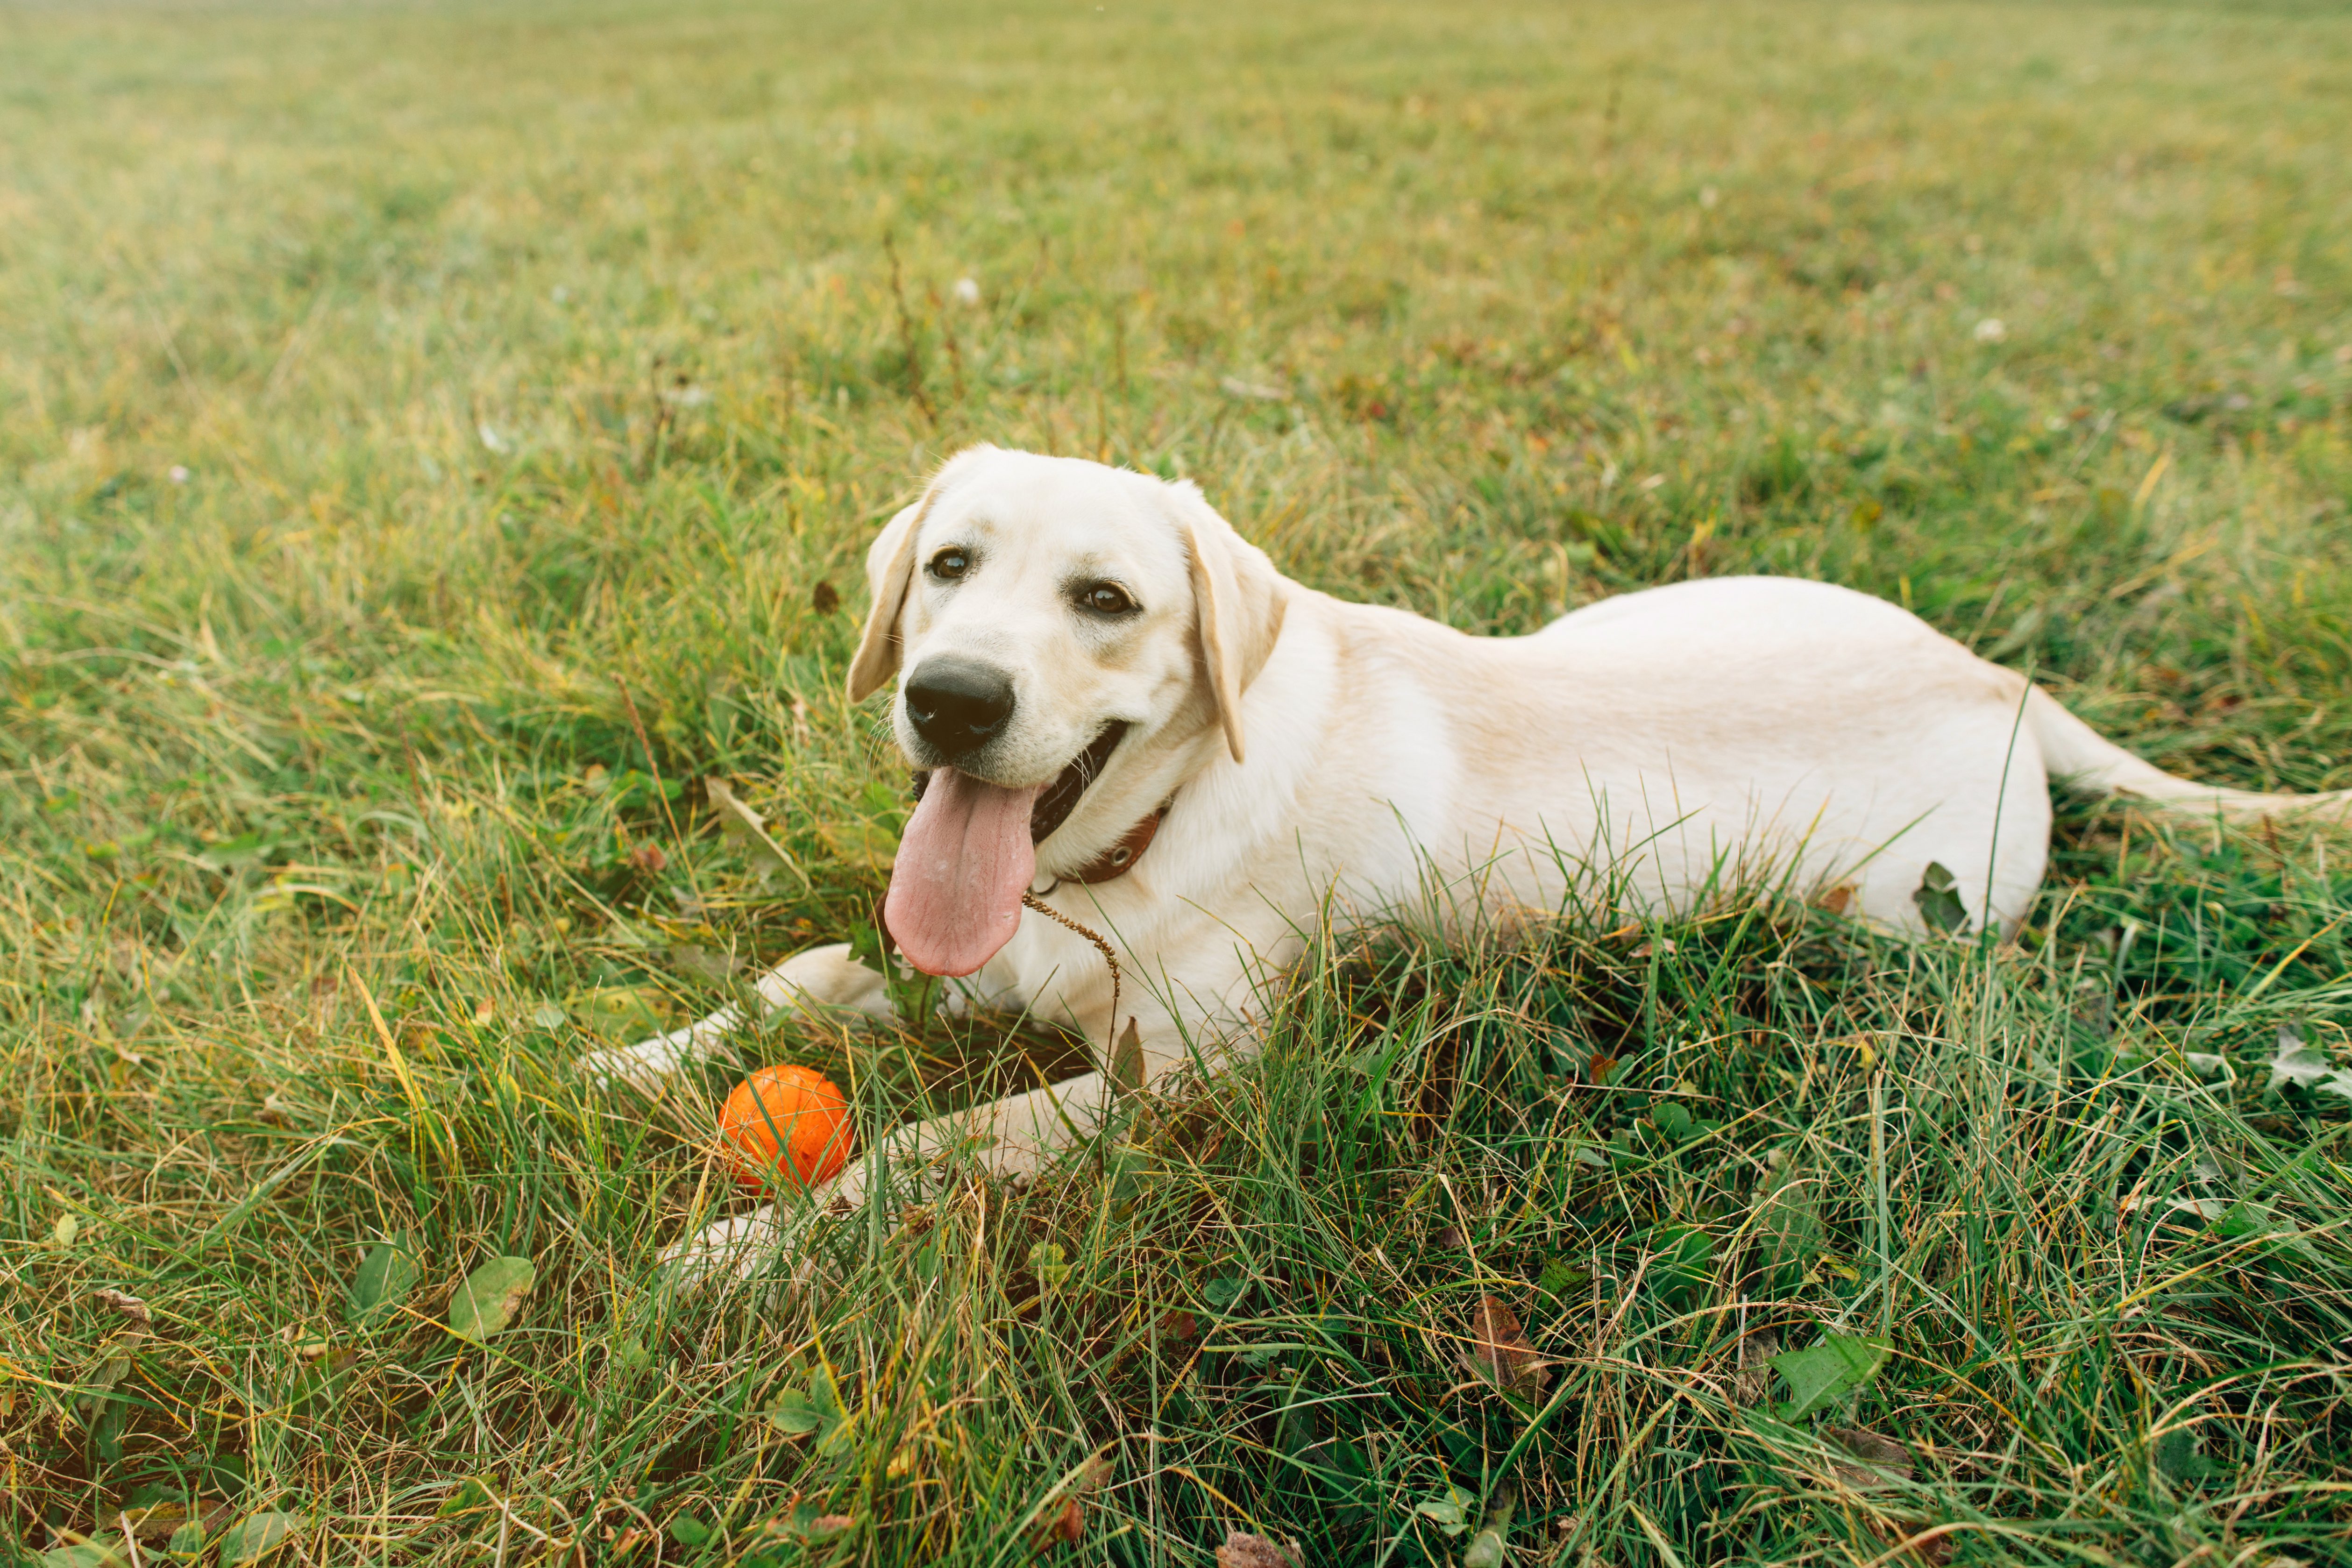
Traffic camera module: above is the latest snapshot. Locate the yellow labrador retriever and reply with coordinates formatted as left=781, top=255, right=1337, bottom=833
left=595, top=445, right=2340, bottom=1282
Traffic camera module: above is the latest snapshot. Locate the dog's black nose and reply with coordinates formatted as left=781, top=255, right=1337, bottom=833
left=903, top=657, right=1016, bottom=756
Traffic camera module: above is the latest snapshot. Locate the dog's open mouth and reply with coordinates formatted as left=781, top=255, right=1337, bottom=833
left=891, top=724, right=1129, bottom=979
left=909, top=720, right=1129, bottom=845
left=1022, top=721, right=1129, bottom=844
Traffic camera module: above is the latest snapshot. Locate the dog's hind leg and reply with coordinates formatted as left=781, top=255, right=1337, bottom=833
left=578, top=943, right=894, bottom=1090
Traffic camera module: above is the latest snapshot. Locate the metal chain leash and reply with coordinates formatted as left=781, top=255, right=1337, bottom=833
left=1020, top=889, right=1122, bottom=1052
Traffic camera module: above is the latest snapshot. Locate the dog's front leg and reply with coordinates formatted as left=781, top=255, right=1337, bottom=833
left=660, top=1071, right=1113, bottom=1289
left=578, top=943, right=893, bottom=1090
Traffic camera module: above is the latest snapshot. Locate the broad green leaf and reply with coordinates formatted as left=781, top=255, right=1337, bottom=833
left=193, top=832, right=278, bottom=873
left=809, top=1367, right=856, bottom=1456
left=437, top=1475, right=504, bottom=1518
left=1771, top=1333, right=1891, bottom=1422
left=82, top=1351, right=133, bottom=1402
left=1461, top=1490, right=1515, bottom=1568
left=1105, top=1145, right=1154, bottom=1207
left=766, top=1387, right=826, bottom=1437
left=217, top=1513, right=304, bottom=1565
left=1754, top=1152, right=1824, bottom=1291
left=448, top=1255, right=536, bottom=1342
left=1414, top=1484, right=1475, bottom=1537
left=347, top=1232, right=420, bottom=1325
left=1535, top=1256, right=1587, bottom=1307
left=43, top=1547, right=123, bottom=1568
left=164, top=1522, right=207, bottom=1556
left=565, top=986, right=671, bottom=1036
left=766, top=1368, right=856, bottom=1454
left=2213, top=1200, right=2316, bottom=1258
left=2267, top=1022, right=2352, bottom=1099
left=202, top=1453, right=250, bottom=1497
left=846, top=918, right=939, bottom=1024
left=1029, top=1242, right=1072, bottom=1289
left=1912, top=860, right=1969, bottom=935
left=848, top=919, right=888, bottom=974
left=2154, top=1425, right=2221, bottom=1484
left=1647, top=1224, right=1714, bottom=1310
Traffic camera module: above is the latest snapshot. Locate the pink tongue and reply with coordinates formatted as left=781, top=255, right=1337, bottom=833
left=885, top=768, right=1042, bottom=977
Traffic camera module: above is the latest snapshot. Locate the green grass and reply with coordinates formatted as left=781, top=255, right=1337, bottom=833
left=5, top=0, right=2352, bottom=1562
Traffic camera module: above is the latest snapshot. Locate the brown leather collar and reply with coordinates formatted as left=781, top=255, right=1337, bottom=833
left=1061, top=804, right=1167, bottom=885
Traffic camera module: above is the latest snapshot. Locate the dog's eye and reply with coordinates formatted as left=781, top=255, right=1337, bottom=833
left=1079, top=582, right=1136, bottom=616
left=928, top=548, right=970, bottom=581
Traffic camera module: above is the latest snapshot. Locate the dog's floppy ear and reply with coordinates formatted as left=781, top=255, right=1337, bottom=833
left=1166, top=481, right=1289, bottom=763
left=846, top=448, right=988, bottom=702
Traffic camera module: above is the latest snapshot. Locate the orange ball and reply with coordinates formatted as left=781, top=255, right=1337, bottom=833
left=718, top=1065, right=853, bottom=1193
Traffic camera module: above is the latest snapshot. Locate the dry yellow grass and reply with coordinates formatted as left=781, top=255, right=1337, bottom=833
left=4, top=1, right=2350, bottom=1563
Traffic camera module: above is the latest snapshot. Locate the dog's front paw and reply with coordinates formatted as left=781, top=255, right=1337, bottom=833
left=577, top=1018, right=717, bottom=1093
left=660, top=1205, right=796, bottom=1286
left=660, top=1168, right=867, bottom=1297
left=576, top=1042, right=672, bottom=1094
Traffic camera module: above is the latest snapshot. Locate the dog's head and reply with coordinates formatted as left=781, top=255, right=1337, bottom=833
left=847, top=446, right=1287, bottom=976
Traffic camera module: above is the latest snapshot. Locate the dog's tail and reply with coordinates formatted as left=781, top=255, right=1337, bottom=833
left=2025, top=687, right=2350, bottom=819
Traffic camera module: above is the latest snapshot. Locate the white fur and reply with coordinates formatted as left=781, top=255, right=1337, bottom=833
left=585, top=448, right=2344, bottom=1286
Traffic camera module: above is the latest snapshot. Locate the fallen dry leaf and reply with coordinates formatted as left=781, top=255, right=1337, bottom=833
left=1734, top=1326, right=1780, bottom=1406
left=1824, top=1424, right=1914, bottom=1489
left=108, top=1500, right=231, bottom=1542
left=1216, top=1530, right=1299, bottom=1568
left=1109, top=1016, right=1146, bottom=1097
left=1157, top=1309, right=1198, bottom=1341
left=1026, top=1453, right=1110, bottom=1553
left=1030, top=1496, right=1083, bottom=1552
left=705, top=776, right=807, bottom=888
left=1828, top=1426, right=1913, bottom=1473
left=1463, top=1295, right=1550, bottom=1395
left=93, top=1288, right=152, bottom=1326
left=1867, top=1517, right=1956, bottom=1566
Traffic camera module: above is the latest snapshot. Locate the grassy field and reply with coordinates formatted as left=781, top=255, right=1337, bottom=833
left=6, top=0, right=2352, bottom=1562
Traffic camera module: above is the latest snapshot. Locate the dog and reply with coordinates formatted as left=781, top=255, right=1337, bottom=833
left=588, top=444, right=2342, bottom=1283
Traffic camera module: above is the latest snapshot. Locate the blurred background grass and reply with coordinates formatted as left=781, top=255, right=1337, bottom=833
left=3, top=0, right=2350, bottom=1563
